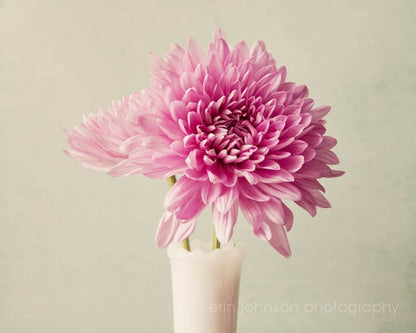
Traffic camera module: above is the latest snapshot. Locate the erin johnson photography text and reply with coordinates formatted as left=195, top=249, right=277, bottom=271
left=209, top=302, right=400, bottom=316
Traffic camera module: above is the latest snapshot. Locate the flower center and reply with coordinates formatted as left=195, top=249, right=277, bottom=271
left=195, top=99, right=268, bottom=166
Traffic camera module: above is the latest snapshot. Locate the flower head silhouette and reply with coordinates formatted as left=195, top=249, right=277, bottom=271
left=66, top=29, right=343, bottom=257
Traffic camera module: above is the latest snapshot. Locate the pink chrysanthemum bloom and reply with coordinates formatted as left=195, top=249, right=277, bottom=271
left=66, top=29, right=343, bottom=257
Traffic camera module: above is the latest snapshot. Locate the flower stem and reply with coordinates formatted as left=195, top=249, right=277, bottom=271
left=166, top=175, right=191, bottom=252
left=212, top=225, right=220, bottom=250
left=182, top=238, right=191, bottom=252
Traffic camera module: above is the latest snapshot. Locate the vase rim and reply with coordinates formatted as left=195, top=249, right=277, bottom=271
left=167, top=239, right=246, bottom=262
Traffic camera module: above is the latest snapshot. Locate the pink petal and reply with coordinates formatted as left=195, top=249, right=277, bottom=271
left=201, top=182, right=223, bottom=205
left=212, top=202, right=238, bottom=244
left=264, top=221, right=291, bottom=257
left=292, top=84, right=308, bottom=99
left=151, top=154, right=187, bottom=175
left=155, top=211, right=178, bottom=248
left=94, top=134, right=124, bottom=155
left=185, top=167, right=209, bottom=181
left=185, top=149, right=204, bottom=170
left=319, top=136, right=337, bottom=150
left=156, top=212, right=197, bottom=246
left=238, top=178, right=270, bottom=201
left=282, top=203, right=294, bottom=231
left=165, top=177, right=205, bottom=220
left=295, top=189, right=317, bottom=217
left=252, top=221, right=272, bottom=241
left=315, top=150, right=340, bottom=165
left=295, top=179, right=325, bottom=192
left=165, top=176, right=198, bottom=212
left=258, top=182, right=302, bottom=201
left=324, top=169, right=345, bottom=178
left=312, top=106, right=331, bottom=120
left=149, top=52, right=166, bottom=78
left=170, top=100, right=188, bottom=122
left=239, top=196, right=263, bottom=227
left=174, top=219, right=197, bottom=242
left=279, top=155, right=305, bottom=173
left=255, top=169, right=295, bottom=183
left=209, top=36, right=230, bottom=66
left=311, top=190, right=331, bottom=208
left=215, top=186, right=239, bottom=213
left=257, top=198, right=285, bottom=225
left=286, top=140, right=308, bottom=155
left=228, top=40, right=249, bottom=64
left=108, top=159, right=142, bottom=177
left=136, top=113, right=162, bottom=135
left=186, top=38, right=205, bottom=64
left=175, top=193, right=205, bottom=220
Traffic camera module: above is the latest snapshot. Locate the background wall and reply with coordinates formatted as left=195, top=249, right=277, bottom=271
left=1, top=0, right=415, bottom=332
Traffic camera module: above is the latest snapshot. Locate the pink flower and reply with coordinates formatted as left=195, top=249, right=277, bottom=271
left=66, top=29, right=343, bottom=257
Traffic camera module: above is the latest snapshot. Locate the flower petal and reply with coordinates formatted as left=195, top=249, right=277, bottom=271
left=165, top=176, right=206, bottom=220
left=215, top=186, right=239, bottom=213
left=174, top=219, right=197, bottom=242
left=239, top=196, right=263, bottom=228
left=264, top=221, right=291, bottom=257
left=108, top=159, right=143, bottom=177
left=212, top=202, right=238, bottom=244
left=258, top=182, right=302, bottom=201
left=155, top=211, right=178, bottom=248
left=282, top=203, right=294, bottom=231
left=201, top=182, right=223, bottom=205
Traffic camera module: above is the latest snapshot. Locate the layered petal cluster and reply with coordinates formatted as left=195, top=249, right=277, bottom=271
left=66, top=29, right=343, bottom=257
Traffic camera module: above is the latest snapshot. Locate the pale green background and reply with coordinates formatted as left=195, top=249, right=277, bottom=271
left=1, top=0, right=415, bottom=332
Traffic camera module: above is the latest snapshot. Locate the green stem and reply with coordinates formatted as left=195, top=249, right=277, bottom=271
left=166, top=175, right=176, bottom=188
left=182, top=238, right=191, bottom=252
left=166, top=176, right=191, bottom=252
left=212, top=225, right=220, bottom=250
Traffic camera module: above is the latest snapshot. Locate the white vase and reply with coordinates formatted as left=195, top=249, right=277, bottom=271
left=168, top=240, right=246, bottom=333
